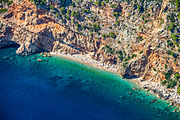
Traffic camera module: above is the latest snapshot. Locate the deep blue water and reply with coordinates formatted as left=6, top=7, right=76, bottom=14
left=0, top=47, right=180, bottom=120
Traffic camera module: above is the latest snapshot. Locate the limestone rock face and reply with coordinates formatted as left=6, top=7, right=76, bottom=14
left=0, top=0, right=102, bottom=56
left=125, top=55, right=147, bottom=78
left=52, top=41, right=82, bottom=55
left=16, top=42, right=38, bottom=55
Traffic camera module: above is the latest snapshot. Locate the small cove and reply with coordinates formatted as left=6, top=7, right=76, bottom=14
left=0, top=47, right=180, bottom=120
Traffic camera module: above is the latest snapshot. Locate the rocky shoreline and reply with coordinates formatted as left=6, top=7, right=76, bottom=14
left=50, top=51, right=180, bottom=110
left=140, top=80, right=180, bottom=109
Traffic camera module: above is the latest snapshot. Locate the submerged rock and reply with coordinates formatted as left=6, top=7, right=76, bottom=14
left=9, top=57, right=14, bottom=60
left=150, top=99, right=157, bottom=103
left=2, top=56, right=9, bottom=60
left=37, top=59, right=43, bottom=62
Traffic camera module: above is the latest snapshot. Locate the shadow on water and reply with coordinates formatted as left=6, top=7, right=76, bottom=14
left=0, top=43, right=19, bottom=50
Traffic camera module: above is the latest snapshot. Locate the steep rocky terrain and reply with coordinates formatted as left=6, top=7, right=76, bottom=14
left=0, top=0, right=180, bottom=106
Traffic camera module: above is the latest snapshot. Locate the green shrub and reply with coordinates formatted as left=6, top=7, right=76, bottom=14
left=56, top=13, right=60, bottom=18
left=71, top=2, right=76, bottom=7
left=0, top=8, right=7, bottom=14
left=92, top=23, right=101, bottom=32
left=164, top=69, right=173, bottom=80
left=175, top=72, right=180, bottom=79
left=118, top=55, right=124, bottom=60
left=71, top=11, right=75, bottom=16
left=94, top=1, right=100, bottom=6
left=105, top=46, right=114, bottom=54
left=174, top=0, right=180, bottom=10
left=109, top=32, right=116, bottom=38
left=76, top=23, right=81, bottom=30
left=8, top=1, right=13, bottom=6
left=86, top=9, right=90, bottom=13
left=102, top=34, right=106, bottom=39
left=131, top=54, right=136, bottom=58
left=168, top=23, right=175, bottom=31
left=101, top=1, right=105, bottom=6
left=137, top=35, right=143, bottom=41
left=67, top=9, right=71, bottom=14
left=116, top=20, right=120, bottom=25
left=89, top=33, right=93, bottom=36
left=138, top=5, right=144, bottom=12
left=168, top=13, right=175, bottom=23
left=66, top=15, right=70, bottom=20
left=113, top=12, right=119, bottom=18
left=177, top=87, right=180, bottom=94
left=117, top=51, right=124, bottom=60
left=50, top=5, right=54, bottom=10
left=167, top=40, right=173, bottom=47
left=167, top=79, right=177, bottom=88
left=141, top=15, right=144, bottom=20
left=139, top=51, right=143, bottom=54
left=71, top=11, right=80, bottom=18
left=30, top=0, right=46, bottom=7
left=60, top=7, right=66, bottom=14
left=161, top=80, right=167, bottom=86
left=111, top=4, right=117, bottom=8
left=105, top=34, right=109, bottom=38
left=171, top=33, right=179, bottom=42
left=144, top=20, right=148, bottom=23
left=167, top=50, right=178, bottom=58
left=105, top=0, right=109, bottom=3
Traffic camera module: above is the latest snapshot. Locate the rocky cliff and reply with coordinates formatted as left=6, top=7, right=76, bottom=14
left=0, top=0, right=180, bottom=106
left=0, top=0, right=103, bottom=56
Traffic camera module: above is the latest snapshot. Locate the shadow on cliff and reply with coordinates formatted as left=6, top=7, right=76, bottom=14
left=36, top=28, right=55, bottom=52
left=0, top=26, right=20, bottom=50
left=60, top=0, right=73, bottom=7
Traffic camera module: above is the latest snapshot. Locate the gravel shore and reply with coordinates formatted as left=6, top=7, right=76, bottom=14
left=50, top=52, right=119, bottom=73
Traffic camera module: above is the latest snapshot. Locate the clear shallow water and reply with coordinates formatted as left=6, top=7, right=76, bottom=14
left=0, top=48, right=179, bottom=120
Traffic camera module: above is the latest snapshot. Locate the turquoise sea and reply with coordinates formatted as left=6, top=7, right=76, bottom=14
left=0, top=47, right=180, bottom=120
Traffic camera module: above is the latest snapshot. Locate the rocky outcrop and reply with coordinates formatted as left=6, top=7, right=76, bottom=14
left=141, top=81, right=180, bottom=107
left=124, top=54, right=147, bottom=78
left=0, top=0, right=103, bottom=56
left=16, top=41, right=38, bottom=55
left=52, top=41, right=83, bottom=55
